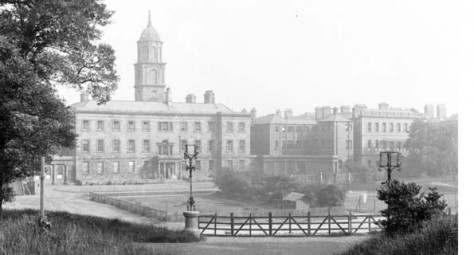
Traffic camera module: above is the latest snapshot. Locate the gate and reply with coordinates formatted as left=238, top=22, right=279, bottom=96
left=198, top=212, right=383, bottom=237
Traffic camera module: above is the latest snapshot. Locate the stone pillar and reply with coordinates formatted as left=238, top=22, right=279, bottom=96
left=183, top=211, right=200, bottom=236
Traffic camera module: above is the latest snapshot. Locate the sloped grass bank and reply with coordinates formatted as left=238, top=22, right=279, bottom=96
left=339, top=215, right=457, bottom=255
left=0, top=209, right=201, bottom=255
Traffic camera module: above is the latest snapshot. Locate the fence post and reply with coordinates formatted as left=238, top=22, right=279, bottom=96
left=307, top=211, right=311, bottom=236
left=348, top=211, right=352, bottom=235
left=328, top=210, right=331, bottom=236
left=230, top=212, right=234, bottom=236
left=368, top=214, right=371, bottom=232
left=214, top=212, right=217, bottom=236
left=448, top=207, right=452, bottom=215
left=289, top=213, right=292, bottom=234
left=249, top=213, right=252, bottom=236
left=269, top=212, right=273, bottom=236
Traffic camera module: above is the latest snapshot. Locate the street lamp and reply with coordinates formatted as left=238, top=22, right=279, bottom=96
left=184, top=144, right=199, bottom=211
left=377, top=151, right=401, bottom=184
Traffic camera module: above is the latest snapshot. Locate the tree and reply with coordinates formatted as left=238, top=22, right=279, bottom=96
left=316, top=185, right=346, bottom=207
left=215, top=170, right=253, bottom=200
left=404, top=120, right=458, bottom=178
left=0, top=0, right=118, bottom=212
left=377, top=180, right=447, bottom=235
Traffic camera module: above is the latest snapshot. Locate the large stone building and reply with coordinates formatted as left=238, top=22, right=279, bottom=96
left=48, top=16, right=251, bottom=185
left=352, top=103, right=426, bottom=168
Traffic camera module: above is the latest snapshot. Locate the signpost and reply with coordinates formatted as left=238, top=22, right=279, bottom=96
left=183, top=144, right=200, bottom=236
left=377, top=151, right=401, bottom=184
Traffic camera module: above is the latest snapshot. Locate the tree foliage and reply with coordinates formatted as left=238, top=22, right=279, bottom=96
left=404, top=120, right=458, bottom=178
left=0, top=0, right=118, bottom=211
left=377, top=180, right=447, bottom=235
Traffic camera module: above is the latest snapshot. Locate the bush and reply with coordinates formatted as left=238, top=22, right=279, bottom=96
left=377, top=180, right=447, bottom=235
left=316, top=185, right=346, bottom=207
left=338, top=215, right=457, bottom=255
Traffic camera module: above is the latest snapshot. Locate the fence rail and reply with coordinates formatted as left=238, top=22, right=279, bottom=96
left=89, top=192, right=184, bottom=222
left=198, top=212, right=383, bottom=237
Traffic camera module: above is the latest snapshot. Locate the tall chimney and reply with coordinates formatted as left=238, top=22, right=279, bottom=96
left=250, top=108, right=257, bottom=123
left=204, top=90, right=215, bottom=104
left=284, top=109, right=293, bottom=119
left=315, top=107, right=323, bottom=121
left=80, top=92, right=89, bottom=102
left=165, top=88, right=172, bottom=105
left=333, top=107, right=339, bottom=115
left=379, top=102, right=389, bottom=110
left=186, top=94, right=196, bottom=103
left=322, top=106, right=332, bottom=118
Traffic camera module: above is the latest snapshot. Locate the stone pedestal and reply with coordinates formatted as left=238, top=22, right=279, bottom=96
left=183, top=211, right=200, bottom=236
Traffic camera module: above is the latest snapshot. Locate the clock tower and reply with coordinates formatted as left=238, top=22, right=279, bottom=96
left=134, top=12, right=167, bottom=102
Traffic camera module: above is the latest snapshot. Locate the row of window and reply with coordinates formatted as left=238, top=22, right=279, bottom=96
left=367, top=139, right=404, bottom=150
left=274, top=125, right=313, bottom=133
left=367, top=122, right=409, bottom=133
left=81, top=139, right=247, bottom=154
left=81, top=120, right=247, bottom=133
left=82, top=159, right=247, bottom=174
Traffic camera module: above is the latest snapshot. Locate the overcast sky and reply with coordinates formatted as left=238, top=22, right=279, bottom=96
left=57, top=0, right=459, bottom=117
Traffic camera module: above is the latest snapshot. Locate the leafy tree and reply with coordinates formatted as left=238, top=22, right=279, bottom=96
left=377, top=180, right=447, bottom=235
left=316, top=185, right=346, bottom=207
left=404, top=120, right=458, bottom=178
left=0, top=0, right=118, bottom=212
left=215, top=170, right=253, bottom=200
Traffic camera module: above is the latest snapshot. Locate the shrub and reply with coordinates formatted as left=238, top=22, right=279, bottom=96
left=316, top=185, right=346, bottom=207
left=377, top=180, right=447, bottom=235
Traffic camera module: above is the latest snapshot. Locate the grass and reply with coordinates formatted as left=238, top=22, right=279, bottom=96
left=338, top=215, right=458, bottom=255
left=0, top=209, right=202, bottom=255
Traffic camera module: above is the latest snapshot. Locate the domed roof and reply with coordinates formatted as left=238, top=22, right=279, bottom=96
left=139, top=12, right=160, bottom=42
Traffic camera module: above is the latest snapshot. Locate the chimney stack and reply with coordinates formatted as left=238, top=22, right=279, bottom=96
left=186, top=94, right=196, bottom=103
left=315, top=107, right=323, bottom=121
left=80, top=92, right=89, bottom=102
left=276, top=109, right=282, bottom=117
left=379, top=102, right=389, bottom=110
left=284, top=109, right=293, bottom=119
left=250, top=108, right=257, bottom=123
left=322, top=106, right=332, bottom=118
left=333, top=107, right=339, bottom=115
left=165, top=88, right=172, bottom=105
left=204, top=90, right=215, bottom=104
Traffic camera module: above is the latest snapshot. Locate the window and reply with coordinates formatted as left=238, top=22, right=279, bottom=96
left=375, top=123, right=379, bottom=132
left=287, top=126, right=294, bottom=132
left=97, top=162, right=104, bottom=174
left=296, top=126, right=302, bottom=133
left=239, top=160, right=245, bottom=170
left=346, top=140, right=353, bottom=150
left=128, top=121, right=135, bottom=131
left=390, top=123, right=394, bottom=132
left=180, top=121, right=188, bottom=131
left=194, top=122, right=201, bottom=132
left=368, top=122, right=372, bottom=132
left=226, top=122, right=234, bottom=133
left=238, top=122, right=246, bottom=133
left=383, top=123, right=387, bottom=132
left=208, top=121, right=215, bottom=132
left=398, top=141, right=402, bottom=150
left=195, top=140, right=201, bottom=152
left=375, top=140, right=379, bottom=149
left=390, top=141, right=395, bottom=150
left=209, top=160, right=214, bottom=171
left=128, top=140, right=135, bottom=152
left=82, top=161, right=89, bottom=173
left=275, top=126, right=279, bottom=133
left=97, top=120, right=104, bottom=131
left=208, top=140, right=214, bottom=152
left=239, top=140, right=246, bottom=153
left=274, top=141, right=279, bottom=150
left=128, top=161, right=135, bottom=173
left=113, top=140, right=120, bottom=152
left=82, top=120, right=90, bottom=131
left=397, top=123, right=401, bottom=132
left=368, top=139, right=372, bottom=149
left=228, top=160, right=233, bottom=170
left=368, top=160, right=372, bottom=167
left=181, top=139, right=187, bottom=152
left=404, top=123, right=409, bottom=132
left=158, top=121, right=173, bottom=131
left=226, top=140, right=233, bottom=153
left=196, top=160, right=201, bottom=171
left=143, top=140, right=150, bottom=152
left=113, top=161, right=120, bottom=174
left=97, top=139, right=104, bottom=153
left=82, top=140, right=90, bottom=152
left=142, top=121, right=150, bottom=132
left=113, top=121, right=120, bottom=131
left=158, top=141, right=173, bottom=156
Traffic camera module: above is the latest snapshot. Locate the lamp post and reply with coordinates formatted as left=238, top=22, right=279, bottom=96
left=377, top=151, right=401, bottom=184
left=184, top=144, right=199, bottom=211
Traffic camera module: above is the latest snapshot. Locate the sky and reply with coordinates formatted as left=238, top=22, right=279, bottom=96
left=57, top=0, right=459, bottom=117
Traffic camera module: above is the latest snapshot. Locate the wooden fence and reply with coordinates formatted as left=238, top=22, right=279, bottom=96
left=199, top=212, right=383, bottom=237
